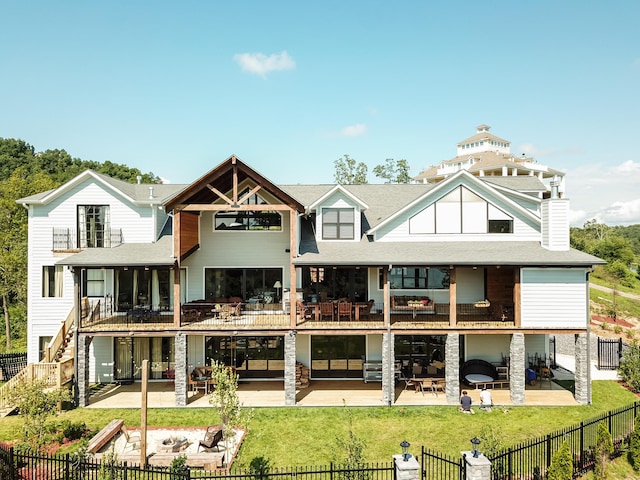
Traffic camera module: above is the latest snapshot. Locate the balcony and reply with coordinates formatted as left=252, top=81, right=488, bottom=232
left=52, top=227, right=123, bottom=251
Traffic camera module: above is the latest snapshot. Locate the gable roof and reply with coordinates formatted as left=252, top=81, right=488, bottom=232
left=163, top=155, right=305, bottom=212
left=17, top=170, right=186, bottom=206
left=307, top=185, right=369, bottom=212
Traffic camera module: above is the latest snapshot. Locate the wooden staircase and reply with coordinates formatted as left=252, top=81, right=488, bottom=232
left=0, top=304, right=79, bottom=417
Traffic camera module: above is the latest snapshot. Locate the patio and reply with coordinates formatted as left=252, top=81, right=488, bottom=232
left=85, top=374, right=578, bottom=409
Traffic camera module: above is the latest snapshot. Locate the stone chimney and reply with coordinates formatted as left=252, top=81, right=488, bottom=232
left=541, top=181, right=569, bottom=251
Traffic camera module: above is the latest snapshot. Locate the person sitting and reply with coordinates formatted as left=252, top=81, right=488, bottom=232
left=526, top=368, right=537, bottom=386
left=479, top=387, right=493, bottom=411
left=459, top=390, right=475, bottom=414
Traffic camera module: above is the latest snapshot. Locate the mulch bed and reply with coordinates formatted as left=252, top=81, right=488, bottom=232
left=591, top=315, right=634, bottom=328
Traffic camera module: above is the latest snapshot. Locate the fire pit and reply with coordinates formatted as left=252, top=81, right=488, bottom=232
left=158, top=436, right=189, bottom=453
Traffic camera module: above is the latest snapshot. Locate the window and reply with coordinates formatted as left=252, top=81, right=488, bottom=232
left=78, top=205, right=110, bottom=247
left=214, top=188, right=282, bottom=231
left=380, top=267, right=450, bottom=290
left=322, top=208, right=354, bottom=240
left=42, top=266, right=64, bottom=297
left=85, top=269, right=105, bottom=297
left=39, top=336, right=53, bottom=361
left=411, top=186, right=513, bottom=234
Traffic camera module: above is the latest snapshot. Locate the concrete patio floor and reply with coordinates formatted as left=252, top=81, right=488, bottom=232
left=86, top=372, right=579, bottom=409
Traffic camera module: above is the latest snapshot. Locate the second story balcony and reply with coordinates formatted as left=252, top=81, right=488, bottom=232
left=53, top=227, right=123, bottom=251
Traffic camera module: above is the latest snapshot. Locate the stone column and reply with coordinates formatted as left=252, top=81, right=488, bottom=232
left=445, top=333, right=460, bottom=404
left=393, top=454, right=420, bottom=480
left=509, top=333, right=525, bottom=405
left=462, top=452, right=492, bottom=480
left=382, top=331, right=395, bottom=406
left=284, top=330, right=297, bottom=406
left=574, top=332, right=590, bottom=404
left=174, top=332, right=188, bottom=407
left=77, top=334, right=90, bottom=407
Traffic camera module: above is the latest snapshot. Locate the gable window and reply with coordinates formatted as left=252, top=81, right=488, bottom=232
left=214, top=188, right=282, bottom=231
left=42, top=265, right=64, bottom=297
left=379, top=267, right=450, bottom=290
left=322, top=208, right=354, bottom=240
left=410, top=186, right=513, bottom=234
left=78, top=205, right=110, bottom=247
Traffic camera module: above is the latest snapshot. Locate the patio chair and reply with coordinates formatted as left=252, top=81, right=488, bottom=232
left=359, top=299, right=375, bottom=320
left=198, top=426, right=224, bottom=452
left=120, top=425, right=141, bottom=452
left=319, top=302, right=334, bottom=321
left=297, top=301, right=311, bottom=320
left=337, top=302, right=352, bottom=321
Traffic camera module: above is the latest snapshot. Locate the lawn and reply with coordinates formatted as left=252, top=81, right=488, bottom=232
left=0, top=381, right=637, bottom=468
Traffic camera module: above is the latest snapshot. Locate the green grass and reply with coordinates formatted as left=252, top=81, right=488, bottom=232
left=0, top=381, right=637, bottom=467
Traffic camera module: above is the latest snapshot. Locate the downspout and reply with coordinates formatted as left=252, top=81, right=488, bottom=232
left=586, top=269, right=592, bottom=404
left=386, top=265, right=393, bottom=406
left=72, top=267, right=80, bottom=406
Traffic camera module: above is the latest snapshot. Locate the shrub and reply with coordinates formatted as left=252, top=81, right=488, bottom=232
left=601, top=321, right=609, bottom=331
left=614, top=325, right=623, bottom=334
left=61, top=420, right=87, bottom=441
left=619, top=341, right=640, bottom=393
left=594, top=421, right=613, bottom=479
left=547, top=440, right=573, bottom=480
left=170, top=454, right=189, bottom=477
left=628, top=329, right=636, bottom=339
left=629, top=414, right=640, bottom=472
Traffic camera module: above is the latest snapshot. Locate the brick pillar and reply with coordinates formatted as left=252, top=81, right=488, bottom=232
left=445, top=333, right=460, bottom=404
left=509, top=333, right=525, bottom=405
left=175, top=333, right=188, bottom=407
left=574, top=333, right=590, bottom=404
left=382, top=331, right=395, bottom=406
left=462, top=452, right=492, bottom=480
left=284, top=330, right=297, bottom=406
left=77, top=334, right=90, bottom=407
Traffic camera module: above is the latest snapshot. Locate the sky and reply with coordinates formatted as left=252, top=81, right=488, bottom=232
left=1, top=1, right=639, bottom=226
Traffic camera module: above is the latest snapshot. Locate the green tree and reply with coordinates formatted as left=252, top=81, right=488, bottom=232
left=0, top=168, right=57, bottom=349
left=334, top=154, right=368, bottom=184
left=208, top=361, right=253, bottom=466
left=592, top=236, right=636, bottom=267
left=372, top=158, right=411, bottom=183
left=8, top=379, right=71, bottom=451
left=619, top=341, right=640, bottom=393
left=594, top=421, right=614, bottom=479
left=546, top=440, right=573, bottom=480
left=628, top=414, right=640, bottom=471
left=333, top=402, right=368, bottom=480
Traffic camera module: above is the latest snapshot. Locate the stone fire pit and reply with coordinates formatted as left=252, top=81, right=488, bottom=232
left=157, top=436, right=189, bottom=453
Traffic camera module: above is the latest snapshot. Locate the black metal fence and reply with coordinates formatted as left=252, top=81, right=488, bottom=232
left=489, top=401, right=639, bottom=479
left=0, top=353, right=27, bottom=381
left=598, top=337, right=624, bottom=370
left=421, top=447, right=465, bottom=479
left=0, top=445, right=394, bottom=480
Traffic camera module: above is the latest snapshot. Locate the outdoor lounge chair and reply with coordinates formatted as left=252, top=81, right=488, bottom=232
left=319, top=302, right=334, bottom=321
left=198, top=426, right=224, bottom=452
left=337, top=302, right=352, bottom=321
left=120, top=425, right=141, bottom=452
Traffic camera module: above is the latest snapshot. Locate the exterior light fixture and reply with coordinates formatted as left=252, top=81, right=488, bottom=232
left=400, top=440, right=411, bottom=461
left=471, top=437, right=481, bottom=458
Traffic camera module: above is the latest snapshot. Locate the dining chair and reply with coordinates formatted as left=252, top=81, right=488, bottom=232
left=337, top=302, right=352, bottom=321
left=319, top=302, right=334, bottom=321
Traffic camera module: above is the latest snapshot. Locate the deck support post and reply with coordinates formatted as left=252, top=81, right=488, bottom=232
left=509, top=333, right=525, bottom=405
left=77, top=334, right=90, bottom=407
left=445, top=333, right=460, bottom=404
left=284, top=330, right=297, bottom=405
left=175, top=333, right=188, bottom=407
left=574, top=332, right=590, bottom=404
left=382, top=331, right=394, bottom=406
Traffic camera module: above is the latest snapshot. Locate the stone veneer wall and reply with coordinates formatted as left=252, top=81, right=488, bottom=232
left=574, top=332, right=590, bottom=404
left=77, top=334, right=90, bottom=407
left=445, top=333, right=460, bottom=404
left=509, top=333, right=525, bottom=405
left=284, top=331, right=297, bottom=405
left=382, top=332, right=394, bottom=406
left=174, top=333, right=188, bottom=407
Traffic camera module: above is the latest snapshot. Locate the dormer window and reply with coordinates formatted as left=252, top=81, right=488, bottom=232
left=322, top=208, right=354, bottom=240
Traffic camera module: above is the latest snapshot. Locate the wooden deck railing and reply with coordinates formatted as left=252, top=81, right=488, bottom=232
left=45, top=305, right=76, bottom=362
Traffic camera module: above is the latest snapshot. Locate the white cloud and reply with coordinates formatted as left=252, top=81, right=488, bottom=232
left=341, top=124, right=367, bottom=137
left=566, top=160, right=640, bottom=226
left=233, top=50, right=295, bottom=77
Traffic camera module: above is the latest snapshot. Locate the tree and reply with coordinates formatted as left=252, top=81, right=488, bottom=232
left=619, top=341, right=640, bottom=392
left=8, top=379, right=71, bottom=451
left=546, top=440, right=573, bottom=480
left=594, top=421, right=613, bottom=479
left=372, top=158, right=411, bottom=183
left=333, top=402, right=368, bottom=480
left=628, top=414, right=640, bottom=471
left=208, top=361, right=253, bottom=465
left=334, top=155, right=368, bottom=185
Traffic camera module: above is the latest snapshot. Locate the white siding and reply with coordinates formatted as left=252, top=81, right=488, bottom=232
left=541, top=200, right=570, bottom=251
left=465, top=334, right=511, bottom=364
left=366, top=334, right=383, bottom=362
left=182, top=211, right=291, bottom=300
left=520, top=268, right=588, bottom=328
left=296, top=334, right=311, bottom=368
